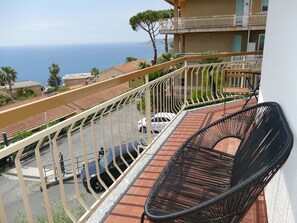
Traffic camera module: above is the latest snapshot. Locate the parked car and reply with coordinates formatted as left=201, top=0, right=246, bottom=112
left=137, top=112, right=176, bottom=133
left=81, top=141, right=144, bottom=193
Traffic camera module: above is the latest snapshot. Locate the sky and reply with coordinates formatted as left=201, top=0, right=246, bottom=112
left=0, top=0, right=171, bottom=46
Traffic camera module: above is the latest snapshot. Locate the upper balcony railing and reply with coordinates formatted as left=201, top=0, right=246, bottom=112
left=159, top=13, right=267, bottom=33
left=0, top=51, right=262, bottom=223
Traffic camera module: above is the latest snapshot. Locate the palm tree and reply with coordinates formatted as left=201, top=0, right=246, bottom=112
left=0, top=72, right=6, bottom=86
left=0, top=67, right=17, bottom=96
left=138, top=61, right=151, bottom=69
left=48, top=63, right=60, bottom=89
left=157, top=52, right=181, bottom=74
left=91, top=68, right=100, bottom=81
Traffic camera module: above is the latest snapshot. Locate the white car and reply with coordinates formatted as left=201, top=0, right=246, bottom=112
left=138, top=112, right=176, bottom=133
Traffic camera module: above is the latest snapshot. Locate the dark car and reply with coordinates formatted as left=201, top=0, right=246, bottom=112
left=80, top=141, right=144, bottom=193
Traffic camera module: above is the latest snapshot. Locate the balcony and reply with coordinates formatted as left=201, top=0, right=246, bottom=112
left=0, top=51, right=264, bottom=222
left=159, top=13, right=267, bottom=34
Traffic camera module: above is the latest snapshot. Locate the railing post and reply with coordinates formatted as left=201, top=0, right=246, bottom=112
left=184, top=61, right=188, bottom=105
left=44, top=112, right=57, bottom=180
left=145, top=75, right=152, bottom=142
left=233, top=15, right=236, bottom=27
left=76, top=157, right=79, bottom=174
left=43, top=166, right=46, bottom=179
left=0, top=194, right=8, bottom=223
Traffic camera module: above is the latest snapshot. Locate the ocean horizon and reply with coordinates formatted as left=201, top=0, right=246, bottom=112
left=0, top=42, right=165, bottom=86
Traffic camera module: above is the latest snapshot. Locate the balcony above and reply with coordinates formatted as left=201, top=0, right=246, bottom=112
left=159, top=13, right=267, bottom=34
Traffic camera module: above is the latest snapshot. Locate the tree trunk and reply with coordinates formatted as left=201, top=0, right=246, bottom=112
left=8, top=82, right=14, bottom=98
left=209, top=67, right=218, bottom=100
left=54, top=75, right=58, bottom=89
left=153, top=44, right=157, bottom=65
left=149, top=33, right=158, bottom=65
left=165, top=34, right=168, bottom=53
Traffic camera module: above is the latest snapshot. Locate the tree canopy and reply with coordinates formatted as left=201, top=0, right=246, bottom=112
left=0, top=66, right=17, bottom=97
left=91, top=67, right=100, bottom=81
left=48, top=63, right=61, bottom=89
left=129, top=9, right=173, bottom=65
left=125, top=57, right=137, bottom=63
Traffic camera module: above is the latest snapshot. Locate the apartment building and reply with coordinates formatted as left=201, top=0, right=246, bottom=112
left=160, top=0, right=268, bottom=54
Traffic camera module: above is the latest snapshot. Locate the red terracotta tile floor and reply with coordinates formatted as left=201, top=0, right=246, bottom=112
left=105, top=100, right=268, bottom=223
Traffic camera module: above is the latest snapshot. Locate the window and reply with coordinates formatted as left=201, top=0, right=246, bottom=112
left=262, top=0, right=269, bottom=12
left=162, top=117, right=170, bottom=122
left=258, top=34, right=265, bottom=51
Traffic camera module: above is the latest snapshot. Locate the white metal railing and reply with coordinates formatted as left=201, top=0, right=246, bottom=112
left=249, top=13, right=267, bottom=26
left=0, top=52, right=262, bottom=223
left=159, top=13, right=267, bottom=32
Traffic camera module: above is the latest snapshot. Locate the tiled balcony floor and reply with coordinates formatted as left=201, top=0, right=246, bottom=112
left=104, top=100, right=268, bottom=223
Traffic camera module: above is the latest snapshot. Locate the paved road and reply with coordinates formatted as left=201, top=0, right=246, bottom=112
left=1, top=174, right=96, bottom=222
left=0, top=102, right=151, bottom=222
left=23, top=102, right=146, bottom=178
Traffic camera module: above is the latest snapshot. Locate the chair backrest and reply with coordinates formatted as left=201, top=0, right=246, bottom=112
left=224, top=68, right=251, bottom=94
left=230, top=103, right=293, bottom=186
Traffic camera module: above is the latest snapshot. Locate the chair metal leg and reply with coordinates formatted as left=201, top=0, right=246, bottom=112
left=141, top=212, right=146, bottom=223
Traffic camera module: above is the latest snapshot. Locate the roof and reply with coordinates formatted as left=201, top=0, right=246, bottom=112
left=99, top=67, right=126, bottom=81
left=114, top=60, right=144, bottom=73
left=62, top=73, right=93, bottom=80
left=0, top=84, right=130, bottom=141
left=72, top=84, right=130, bottom=109
left=99, top=60, right=145, bottom=81
left=62, top=60, right=145, bottom=83
left=0, top=105, right=76, bottom=140
left=9, top=81, right=41, bottom=89
left=0, top=61, right=143, bottom=141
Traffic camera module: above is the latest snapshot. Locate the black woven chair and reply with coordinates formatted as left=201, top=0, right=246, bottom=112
left=141, top=102, right=293, bottom=223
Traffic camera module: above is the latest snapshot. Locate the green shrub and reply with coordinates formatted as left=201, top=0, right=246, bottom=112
left=15, top=199, right=85, bottom=223
left=44, top=87, right=57, bottom=94
left=58, top=86, right=70, bottom=92
left=137, top=98, right=146, bottom=112
left=10, top=131, right=33, bottom=144
left=10, top=131, right=37, bottom=155
left=16, top=88, right=36, bottom=99
left=191, top=89, right=211, bottom=103
left=0, top=91, right=13, bottom=106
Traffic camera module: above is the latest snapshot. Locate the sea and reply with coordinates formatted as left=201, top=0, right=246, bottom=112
left=0, top=42, right=165, bottom=86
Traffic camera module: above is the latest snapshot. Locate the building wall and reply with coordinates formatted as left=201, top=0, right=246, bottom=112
left=64, top=79, right=90, bottom=88
left=252, top=0, right=265, bottom=13
left=185, top=0, right=236, bottom=17
left=7, top=85, right=42, bottom=98
left=183, top=0, right=264, bottom=17
left=259, top=0, right=297, bottom=222
left=172, top=0, right=266, bottom=54
left=64, top=77, right=97, bottom=88
left=30, top=86, right=42, bottom=97
left=184, top=32, right=248, bottom=53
